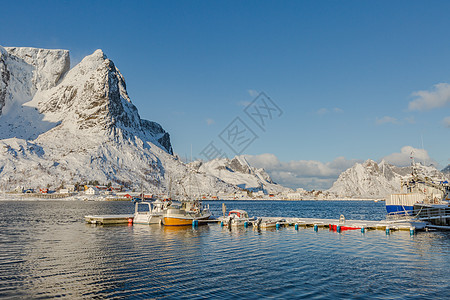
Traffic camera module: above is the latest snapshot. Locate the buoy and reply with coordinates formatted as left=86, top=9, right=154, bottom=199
left=337, top=225, right=341, bottom=233
left=329, top=224, right=332, bottom=231
left=128, top=218, right=133, bottom=225
left=410, top=227, right=415, bottom=236
left=361, top=226, right=365, bottom=233
left=386, top=227, right=390, bottom=235
left=192, top=220, right=199, bottom=227
left=276, top=222, right=280, bottom=230
left=314, top=224, right=318, bottom=232
left=295, top=223, right=299, bottom=230
left=220, top=221, right=224, bottom=227
left=244, top=221, right=248, bottom=228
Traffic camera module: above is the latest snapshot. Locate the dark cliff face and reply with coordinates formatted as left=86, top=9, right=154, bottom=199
left=0, top=53, right=10, bottom=116
left=140, top=119, right=173, bottom=154
left=229, top=157, right=251, bottom=174
left=104, top=57, right=173, bottom=154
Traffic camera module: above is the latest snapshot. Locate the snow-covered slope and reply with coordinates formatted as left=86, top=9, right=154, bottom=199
left=327, top=159, right=448, bottom=199
left=189, top=156, right=291, bottom=194
left=0, top=45, right=238, bottom=195
left=442, top=165, right=450, bottom=175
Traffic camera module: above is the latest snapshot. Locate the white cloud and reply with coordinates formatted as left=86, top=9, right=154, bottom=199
left=206, top=118, right=215, bottom=126
left=409, top=83, right=450, bottom=111
left=247, top=89, right=259, bottom=98
left=376, top=116, right=398, bottom=125
left=382, top=146, right=435, bottom=167
left=443, top=116, right=450, bottom=128
left=243, top=153, right=361, bottom=190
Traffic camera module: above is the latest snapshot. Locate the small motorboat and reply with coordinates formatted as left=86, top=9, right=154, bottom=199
left=133, top=200, right=166, bottom=225
left=222, top=209, right=256, bottom=227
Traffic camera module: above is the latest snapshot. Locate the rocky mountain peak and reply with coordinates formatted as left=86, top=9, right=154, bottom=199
left=0, top=46, right=179, bottom=191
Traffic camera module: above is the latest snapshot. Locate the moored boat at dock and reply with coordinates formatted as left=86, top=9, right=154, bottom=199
left=221, top=209, right=256, bottom=226
left=162, top=200, right=212, bottom=226
left=133, top=200, right=166, bottom=225
left=386, top=169, right=450, bottom=228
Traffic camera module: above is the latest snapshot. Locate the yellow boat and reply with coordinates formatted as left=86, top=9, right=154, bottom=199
left=162, top=200, right=211, bottom=226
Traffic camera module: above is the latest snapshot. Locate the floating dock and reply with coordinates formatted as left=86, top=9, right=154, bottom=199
left=85, top=214, right=427, bottom=231
left=252, top=217, right=427, bottom=231
left=84, top=214, right=133, bottom=225
left=217, top=216, right=427, bottom=231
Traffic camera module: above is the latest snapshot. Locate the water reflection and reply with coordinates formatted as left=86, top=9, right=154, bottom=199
left=0, top=200, right=449, bottom=299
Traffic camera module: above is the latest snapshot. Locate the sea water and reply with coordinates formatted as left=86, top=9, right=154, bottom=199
left=0, top=200, right=449, bottom=299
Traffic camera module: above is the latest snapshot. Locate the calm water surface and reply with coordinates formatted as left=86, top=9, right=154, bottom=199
left=0, top=200, right=449, bottom=299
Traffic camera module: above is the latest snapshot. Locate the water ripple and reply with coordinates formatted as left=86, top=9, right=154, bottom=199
left=1, top=201, right=449, bottom=299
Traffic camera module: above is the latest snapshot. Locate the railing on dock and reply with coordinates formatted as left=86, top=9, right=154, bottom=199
left=386, top=210, right=415, bottom=222
left=415, top=206, right=450, bottom=221
left=386, top=206, right=450, bottom=225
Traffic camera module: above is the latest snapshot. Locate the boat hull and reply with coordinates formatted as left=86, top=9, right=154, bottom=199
left=386, top=205, right=414, bottom=215
left=133, top=214, right=162, bottom=225
left=163, top=215, right=211, bottom=226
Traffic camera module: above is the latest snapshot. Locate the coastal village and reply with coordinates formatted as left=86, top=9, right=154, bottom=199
left=5, top=184, right=333, bottom=201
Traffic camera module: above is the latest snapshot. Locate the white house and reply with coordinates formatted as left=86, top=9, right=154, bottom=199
left=86, top=187, right=100, bottom=195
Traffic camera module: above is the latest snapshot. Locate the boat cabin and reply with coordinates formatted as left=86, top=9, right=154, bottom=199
left=228, top=210, right=249, bottom=218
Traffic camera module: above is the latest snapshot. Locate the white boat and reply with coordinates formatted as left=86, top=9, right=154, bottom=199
left=222, top=209, right=256, bottom=226
left=133, top=200, right=166, bottom=225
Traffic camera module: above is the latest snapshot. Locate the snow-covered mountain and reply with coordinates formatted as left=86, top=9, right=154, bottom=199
left=189, top=156, right=291, bottom=194
left=442, top=165, right=450, bottom=175
left=327, top=159, right=449, bottom=199
left=0, top=46, right=243, bottom=195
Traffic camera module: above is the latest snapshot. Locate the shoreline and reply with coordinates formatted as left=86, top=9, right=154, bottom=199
left=0, top=194, right=385, bottom=202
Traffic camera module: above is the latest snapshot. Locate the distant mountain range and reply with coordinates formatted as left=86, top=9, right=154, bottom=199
left=327, top=159, right=449, bottom=199
left=189, top=156, right=290, bottom=194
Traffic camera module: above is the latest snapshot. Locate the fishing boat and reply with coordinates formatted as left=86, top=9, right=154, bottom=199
left=162, top=200, right=212, bottom=226
left=386, top=167, right=450, bottom=228
left=133, top=199, right=166, bottom=225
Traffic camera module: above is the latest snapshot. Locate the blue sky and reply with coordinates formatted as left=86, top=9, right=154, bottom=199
left=2, top=0, right=450, bottom=189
